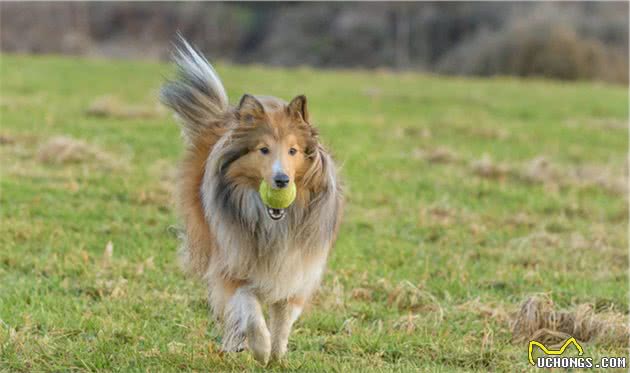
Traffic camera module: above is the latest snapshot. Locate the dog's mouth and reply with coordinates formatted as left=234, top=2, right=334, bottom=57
left=266, top=207, right=286, bottom=221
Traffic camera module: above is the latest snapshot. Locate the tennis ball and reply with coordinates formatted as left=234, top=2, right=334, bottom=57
left=259, top=180, right=296, bottom=209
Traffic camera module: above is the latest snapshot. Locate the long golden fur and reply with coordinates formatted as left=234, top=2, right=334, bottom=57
left=160, top=37, right=343, bottom=364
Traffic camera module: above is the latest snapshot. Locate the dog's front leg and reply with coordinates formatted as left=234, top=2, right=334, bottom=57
left=223, top=287, right=271, bottom=364
left=269, top=297, right=303, bottom=360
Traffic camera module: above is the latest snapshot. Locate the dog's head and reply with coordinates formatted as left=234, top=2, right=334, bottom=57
left=221, top=94, right=321, bottom=219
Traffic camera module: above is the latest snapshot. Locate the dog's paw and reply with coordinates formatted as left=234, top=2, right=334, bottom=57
left=246, top=321, right=271, bottom=365
left=270, top=345, right=288, bottom=361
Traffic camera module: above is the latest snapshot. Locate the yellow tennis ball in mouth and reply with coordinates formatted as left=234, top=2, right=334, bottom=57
left=259, top=180, right=296, bottom=209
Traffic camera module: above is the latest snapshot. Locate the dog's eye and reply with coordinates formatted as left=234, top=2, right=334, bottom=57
left=260, top=147, right=269, bottom=155
left=288, top=148, right=297, bottom=156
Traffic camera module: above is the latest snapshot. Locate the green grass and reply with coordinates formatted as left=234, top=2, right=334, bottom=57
left=1, top=54, right=628, bottom=372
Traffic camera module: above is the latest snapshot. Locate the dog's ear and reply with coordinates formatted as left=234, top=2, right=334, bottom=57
left=288, top=95, right=309, bottom=124
left=237, top=94, right=265, bottom=124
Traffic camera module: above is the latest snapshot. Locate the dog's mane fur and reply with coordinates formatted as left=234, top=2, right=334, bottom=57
left=161, top=37, right=343, bottom=303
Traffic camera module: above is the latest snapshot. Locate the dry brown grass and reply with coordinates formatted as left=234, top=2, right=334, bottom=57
left=511, top=294, right=629, bottom=346
left=37, top=136, right=123, bottom=169
left=412, top=146, right=458, bottom=164
left=393, top=126, right=432, bottom=140
left=312, top=275, right=346, bottom=310
left=392, top=313, right=424, bottom=334
left=472, top=127, right=510, bottom=140
left=0, top=134, right=16, bottom=145
left=457, top=298, right=511, bottom=325
left=86, top=96, right=164, bottom=119
left=385, top=280, right=443, bottom=317
left=456, top=295, right=628, bottom=348
left=467, top=153, right=627, bottom=197
left=516, top=156, right=627, bottom=197
left=418, top=204, right=459, bottom=228
left=519, top=156, right=557, bottom=184
left=470, top=153, right=511, bottom=179
left=569, top=164, right=627, bottom=196
left=351, top=287, right=373, bottom=301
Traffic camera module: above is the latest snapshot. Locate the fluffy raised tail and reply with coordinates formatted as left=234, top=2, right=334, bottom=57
left=160, top=35, right=229, bottom=142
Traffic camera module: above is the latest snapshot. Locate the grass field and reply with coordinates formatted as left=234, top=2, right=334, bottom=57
left=1, top=54, right=628, bottom=372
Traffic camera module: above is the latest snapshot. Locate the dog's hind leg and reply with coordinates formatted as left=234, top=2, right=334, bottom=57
left=222, top=286, right=271, bottom=364
left=269, top=297, right=304, bottom=360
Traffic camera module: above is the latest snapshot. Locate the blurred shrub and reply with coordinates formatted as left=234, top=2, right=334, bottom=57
left=0, top=2, right=627, bottom=83
left=437, top=7, right=628, bottom=84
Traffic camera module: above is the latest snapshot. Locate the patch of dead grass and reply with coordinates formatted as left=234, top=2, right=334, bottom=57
left=86, top=96, right=164, bottom=119
left=521, top=157, right=628, bottom=196
left=312, top=275, right=346, bottom=310
left=471, top=153, right=627, bottom=197
left=469, top=127, right=510, bottom=140
left=351, top=287, right=373, bottom=301
left=0, top=134, right=16, bottom=145
left=418, top=204, right=459, bottom=227
left=509, top=230, right=561, bottom=250
left=393, top=126, right=432, bottom=140
left=385, top=280, right=443, bottom=317
left=511, top=294, right=628, bottom=346
left=470, top=153, right=510, bottom=179
left=457, top=298, right=511, bottom=325
left=504, top=212, right=536, bottom=228
left=392, top=312, right=424, bottom=334
left=456, top=295, right=627, bottom=348
left=569, top=163, right=627, bottom=196
left=519, top=156, right=558, bottom=184
left=37, top=136, right=124, bottom=170
left=412, top=146, right=458, bottom=164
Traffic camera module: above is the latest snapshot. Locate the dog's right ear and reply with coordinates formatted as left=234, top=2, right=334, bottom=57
left=237, top=94, right=265, bottom=124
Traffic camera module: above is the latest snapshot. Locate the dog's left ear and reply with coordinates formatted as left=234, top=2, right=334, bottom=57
left=237, top=94, right=265, bottom=124
left=288, top=95, right=309, bottom=124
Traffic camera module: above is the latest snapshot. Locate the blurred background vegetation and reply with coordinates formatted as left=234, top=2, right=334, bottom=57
left=1, top=1, right=627, bottom=84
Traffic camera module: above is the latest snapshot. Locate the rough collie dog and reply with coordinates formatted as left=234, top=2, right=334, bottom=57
left=160, top=38, right=343, bottom=364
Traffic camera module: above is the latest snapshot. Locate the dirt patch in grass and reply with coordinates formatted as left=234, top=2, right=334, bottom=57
left=511, top=294, right=628, bottom=346
left=37, top=136, right=124, bottom=170
left=86, top=96, right=164, bottom=119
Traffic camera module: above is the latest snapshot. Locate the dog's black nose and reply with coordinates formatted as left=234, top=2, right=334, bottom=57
left=273, top=173, right=290, bottom=188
